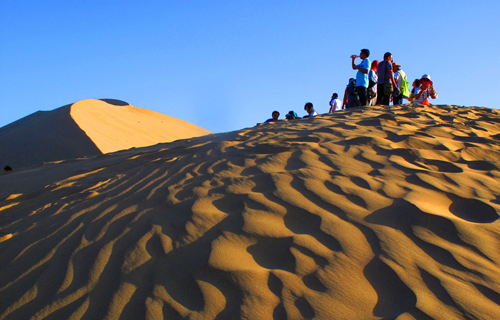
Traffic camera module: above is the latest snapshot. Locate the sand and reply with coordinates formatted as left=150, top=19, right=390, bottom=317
left=1, top=104, right=500, bottom=319
left=0, top=99, right=212, bottom=169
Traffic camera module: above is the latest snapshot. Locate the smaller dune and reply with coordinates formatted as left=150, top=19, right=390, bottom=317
left=0, top=99, right=211, bottom=169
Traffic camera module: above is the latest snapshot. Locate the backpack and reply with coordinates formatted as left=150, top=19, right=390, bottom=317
left=398, top=71, right=410, bottom=98
left=368, top=70, right=377, bottom=89
left=347, top=80, right=357, bottom=96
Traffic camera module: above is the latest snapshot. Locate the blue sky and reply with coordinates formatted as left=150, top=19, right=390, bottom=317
left=1, top=1, right=499, bottom=134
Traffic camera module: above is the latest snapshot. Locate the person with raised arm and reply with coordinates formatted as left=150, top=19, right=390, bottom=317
left=351, top=49, right=371, bottom=106
left=414, top=74, right=438, bottom=105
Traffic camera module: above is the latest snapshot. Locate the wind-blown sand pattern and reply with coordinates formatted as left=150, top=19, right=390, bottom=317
left=0, top=99, right=211, bottom=169
left=1, top=104, right=500, bottom=319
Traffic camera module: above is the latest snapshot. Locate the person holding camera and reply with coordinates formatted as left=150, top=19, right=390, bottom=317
left=414, top=74, right=438, bottom=105
left=351, top=49, right=371, bottom=106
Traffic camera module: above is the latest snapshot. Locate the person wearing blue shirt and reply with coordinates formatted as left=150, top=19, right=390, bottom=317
left=351, top=49, right=371, bottom=106
left=264, top=110, right=280, bottom=123
left=285, top=111, right=301, bottom=120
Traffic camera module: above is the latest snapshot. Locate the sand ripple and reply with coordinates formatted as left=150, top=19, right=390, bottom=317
left=1, top=104, right=500, bottom=319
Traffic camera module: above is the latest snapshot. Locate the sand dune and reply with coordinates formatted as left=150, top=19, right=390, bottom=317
left=0, top=99, right=212, bottom=169
left=1, top=104, right=500, bottom=319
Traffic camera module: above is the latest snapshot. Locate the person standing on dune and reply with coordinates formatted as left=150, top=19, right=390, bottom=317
left=351, top=49, right=371, bottom=106
left=368, top=60, right=379, bottom=105
left=376, top=52, right=398, bottom=105
left=392, top=63, right=407, bottom=105
left=343, top=78, right=359, bottom=109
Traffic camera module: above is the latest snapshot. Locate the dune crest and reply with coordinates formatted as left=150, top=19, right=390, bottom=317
left=1, top=104, right=500, bottom=319
left=0, top=99, right=211, bottom=169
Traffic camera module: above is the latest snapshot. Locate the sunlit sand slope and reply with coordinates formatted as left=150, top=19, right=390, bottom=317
left=1, top=104, right=500, bottom=319
left=70, top=99, right=212, bottom=154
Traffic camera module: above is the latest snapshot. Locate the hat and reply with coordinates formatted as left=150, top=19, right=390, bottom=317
left=392, top=63, right=401, bottom=69
left=421, top=74, right=431, bottom=80
left=286, top=111, right=298, bottom=119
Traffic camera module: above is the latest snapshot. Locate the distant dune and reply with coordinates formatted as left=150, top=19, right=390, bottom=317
left=0, top=99, right=212, bottom=169
left=1, top=104, right=500, bottom=319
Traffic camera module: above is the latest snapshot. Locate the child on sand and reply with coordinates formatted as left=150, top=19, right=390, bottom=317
left=407, top=79, right=420, bottom=103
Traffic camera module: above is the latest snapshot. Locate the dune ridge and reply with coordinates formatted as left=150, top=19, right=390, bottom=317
left=0, top=104, right=102, bottom=169
left=0, top=99, right=211, bottom=169
left=1, top=104, right=500, bottom=319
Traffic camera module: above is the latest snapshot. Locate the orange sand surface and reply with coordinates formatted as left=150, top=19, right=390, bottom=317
left=1, top=104, right=500, bottom=319
left=0, top=99, right=212, bottom=169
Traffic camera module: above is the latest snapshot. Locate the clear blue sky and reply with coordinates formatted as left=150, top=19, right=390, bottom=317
left=1, top=1, right=499, bottom=134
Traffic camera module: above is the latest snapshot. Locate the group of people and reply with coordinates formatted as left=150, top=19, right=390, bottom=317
left=340, top=49, right=438, bottom=110
left=263, top=49, right=438, bottom=123
left=264, top=102, right=318, bottom=122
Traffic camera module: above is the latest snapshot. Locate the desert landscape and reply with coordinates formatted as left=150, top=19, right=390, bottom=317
left=1, top=103, right=500, bottom=319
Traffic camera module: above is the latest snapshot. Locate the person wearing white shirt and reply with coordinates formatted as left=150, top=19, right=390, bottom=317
left=329, top=93, right=342, bottom=112
left=303, top=102, right=318, bottom=118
